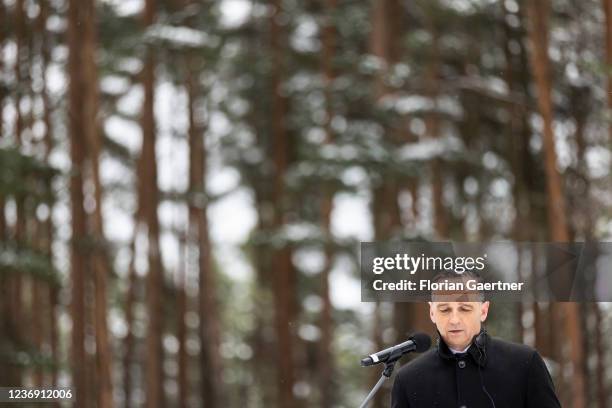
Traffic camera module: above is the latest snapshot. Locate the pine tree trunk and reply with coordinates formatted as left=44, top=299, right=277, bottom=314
left=511, top=1, right=554, bottom=361
left=177, top=233, right=188, bottom=408
left=32, top=207, right=43, bottom=386
left=369, top=5, right=394, bottom=402
left=572, top=77, right=605, bottom=408
left=39, top=0, right=53, bottom=157
left=318, top=1, right=337, bottom=406
left=420, top=10, right=447, bottom=238
left=49, top=284, right=59, bottom=387
left=37, top=1, right=59, bottom=388
left=68, top=0, right=89, bottom=404
left=525, top=2, right=585, bottom=407
left=10, top=0, right=27, bottom=386
left=526, top=0, right=569, bottom=241
left=371, top=183, right=401, bottom=408
left=501, top=0, right=532, bottom=344
left=185, top=63, right=224, bottom=408
left=371, top=301, right=384, bottom=408
left=80, top=0, right=114, bottom=405
left=270, top=1, right=297, bottom=406
left=141, top=0, right=164, bottom=406
left=421, top=6, right=445, bottom=343
left=173, top=5, right=194, bottom=406
left=14, top=0, right=25, bottom=146
left=370, top=0, right=390, bottom=97
left=123, top=233, right=139, bottom=407
left=247, top=28, right=277, bottom=408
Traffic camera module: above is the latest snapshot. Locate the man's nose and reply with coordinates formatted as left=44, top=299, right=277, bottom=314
left=449, top=310, right=460, bottom=324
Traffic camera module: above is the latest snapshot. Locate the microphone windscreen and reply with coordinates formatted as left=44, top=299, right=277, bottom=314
left=411, top=332, right=432, bottom=353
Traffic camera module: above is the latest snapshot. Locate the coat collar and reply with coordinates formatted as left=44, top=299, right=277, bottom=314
left=436, top=328, right=489, bottom=367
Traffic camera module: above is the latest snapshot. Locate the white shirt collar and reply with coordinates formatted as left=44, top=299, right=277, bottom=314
left=449, top=345, right=470, bottom=354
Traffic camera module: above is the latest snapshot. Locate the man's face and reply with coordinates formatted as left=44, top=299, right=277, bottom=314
left=429, top=301, right=490, bottom=350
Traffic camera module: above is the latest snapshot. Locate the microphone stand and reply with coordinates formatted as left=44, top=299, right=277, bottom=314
left=358, top=348, right=405, bottom=408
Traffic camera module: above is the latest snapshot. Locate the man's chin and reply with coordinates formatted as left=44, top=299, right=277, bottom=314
left=445, top=331, right=468, bottom=348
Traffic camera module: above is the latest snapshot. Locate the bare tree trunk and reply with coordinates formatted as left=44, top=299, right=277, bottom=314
left=270, top=1, right=297, bottom=406
left=407, top=1, right=438, bottom=340
left=526, top=1, right=568, bottom=241
left=14, top=0, right=25, bottom=146
left=37, top=1, right=59, bottom=390
left=49, top=285, right=59, bottom=388
left=69, top=1, right=114, bottom=405
left=371, top=182, right=401, bottom=408
left=246, top=15, right=277, bottom=405
left=422, top=6, right=446, bottom=340
left=571, top=77, right=607, bottom=408
left=318, top=1, right=337, bottom=406
left=10, top=0, right=27, bottom=386
left=123, top=233, right=139, bottom=407
left=525, top=2, right=585, bottom=408
left=80, top=0, right=114, bottom=405
left=371, top=188, right=402, bottom=404
left=371, top=301, right=384, bottom=408
left=68, top=0, right=89, bottom=404
left=421, top=12, right=447, bottom=238
left=177, top=233, right=188, bottom=408
left=141, top=1, right=164, bottom=406
left=318, top=243, right=335, bottom=407
left=185, top=62, right=224, bottom=408
left=31, top=172, right=43, bottom=383
left=510, top=1, right=555, bottom=361
left=370, top=0, right=390, bottom=97
left=124, top=116, right=148, bottom=405
left=250, top=243, right=276, bottom=405
left=39, top=0, right=54, bottom=157
left=30, top=0, right=49, bottom=388
left=172, top=4, right=194, bottom=405
left=527, top=6, right=562, bottom=378
left=501, top=0, right=532, bottom=345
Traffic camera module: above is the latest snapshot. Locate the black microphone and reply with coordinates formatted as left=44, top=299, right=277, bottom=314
left=361, top=332, right=431, bottom=367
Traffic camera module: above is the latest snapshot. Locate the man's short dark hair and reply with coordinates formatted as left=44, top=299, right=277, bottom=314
left=430, top=270, right=486, bottom=302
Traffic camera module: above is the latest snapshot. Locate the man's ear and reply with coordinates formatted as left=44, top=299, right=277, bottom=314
left=429, top=302, right=436, bottom=324
left=480, top=301, right=490, bottom=322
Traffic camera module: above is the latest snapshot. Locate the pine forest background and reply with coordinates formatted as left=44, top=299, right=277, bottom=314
left=0, top=0, right=611, bottom=407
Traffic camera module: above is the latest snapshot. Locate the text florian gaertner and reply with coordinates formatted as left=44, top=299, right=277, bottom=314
left=372, top=279, right=525, bottom=292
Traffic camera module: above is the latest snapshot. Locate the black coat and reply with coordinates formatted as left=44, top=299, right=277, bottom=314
left=391, top=331, right=561, bottom=408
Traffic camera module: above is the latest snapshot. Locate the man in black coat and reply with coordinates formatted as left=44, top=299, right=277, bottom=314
left=391, top=297, right=561, bottom=407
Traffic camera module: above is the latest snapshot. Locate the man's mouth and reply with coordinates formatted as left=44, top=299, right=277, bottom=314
left=448, top=329, right=463, bottom=335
